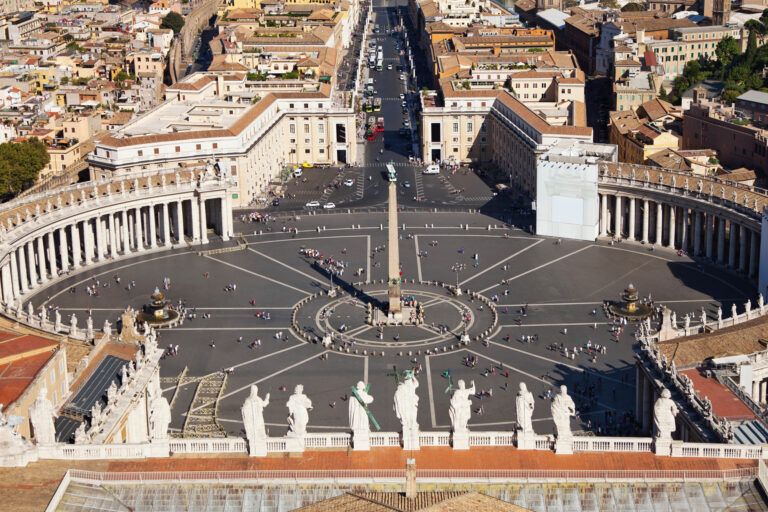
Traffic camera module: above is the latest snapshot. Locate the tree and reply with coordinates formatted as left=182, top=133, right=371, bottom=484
left=659, top=86, right=668, bottom=101
left=715, top=36, right=739, bottom=68
left=0, top=138, right=50, bottom=199
left=598, top=0, right=619, bottom=7
left=161, top=12, right=185, bottom=35
left=747, top=30, right=758, bottom=66
left=621, top=2, right=647, bottom=10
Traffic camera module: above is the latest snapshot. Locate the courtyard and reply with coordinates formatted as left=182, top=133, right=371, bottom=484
left=30, top=211, right=755, bottom=439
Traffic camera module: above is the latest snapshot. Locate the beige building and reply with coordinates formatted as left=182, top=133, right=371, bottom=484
left=89, top=72, right=356, bottom=206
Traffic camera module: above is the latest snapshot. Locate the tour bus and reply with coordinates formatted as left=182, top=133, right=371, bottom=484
left=387, top=164, right=397, bottom=182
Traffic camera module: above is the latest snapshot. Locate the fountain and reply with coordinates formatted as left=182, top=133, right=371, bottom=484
left=608, top=283, right=653, bottom=321
left=136, top=287, right=180, bottom=327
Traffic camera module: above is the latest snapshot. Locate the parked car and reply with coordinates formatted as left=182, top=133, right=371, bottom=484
left=323, top=202, right=336, bottom=209
left=423, top=164, right=440, bottom=174
left=293, top=168, right=303, bottom=177
left=344, top=179, right=355, bottom=187
left=272, top=198, right=280, bottom=206
left=305, top=200, right=320, bottom=208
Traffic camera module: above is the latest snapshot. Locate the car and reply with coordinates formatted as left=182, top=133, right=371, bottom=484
left=401, top=101, right=407, bottom=108
left=305, top=201, right=320, bottom=208
left=293, top=168, right=303, bottom=177
left=399, top=74, right=405, bottom=81
left=403, top=120, right=410, bottom=128
left=399, top=93, right=405, bottom=99
left=272, top=198, right=280, bottom=206
left=344, top=178, right=355, bottom=187
left=387, top=64, right=393, bottom=70
left=424, top=164, right=440, bottom=174
left=302, top=162, right=312, bottom=168
left=403, top=181, right=410, bottom=188
left=323, top=202, right=336, bottom=209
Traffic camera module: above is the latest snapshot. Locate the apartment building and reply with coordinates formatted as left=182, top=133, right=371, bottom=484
left=648, top=25, right=742, bottom=80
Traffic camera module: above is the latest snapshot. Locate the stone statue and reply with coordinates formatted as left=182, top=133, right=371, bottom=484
left=754, top=199, right=759, bottom=210
left=80, top=190, right=86, bottom=202
left=551, top=385, right=576, bottom=439
left=145, top=330, right=158, bottom=355
left=670, top=175, right=676, bottom=187
left=744, top=194, right=749, bottom=206
left=732, top=303, right=738, bottom=319
left=717, top=306, right=722, bottom=323
left=29, top=385, right=57, bottom=445
left=630, top=168, right=635, bottom=180
left=746, top=299, right=752, bottom=318
left=242, top=385, right=269, bottom=456
left=684, top=178, right=688, bottom=190
left=671, top=311, right=677, bottom=328
left=34, top=204, right=40, bottom=216
left=653, top=388, right=678, bottom=440
left=449, top=379, right=475, bottom=433
left=659, top=174, right=664, bottom=184
left=684, top=315, right=690, bottom=330
left=127, top=361, right=135, bottom=379
left=161, top=175, right=166, bottom=188
left=26, top=301, right=33, bottom=320
left=644, top=170, right=650, bottom=181
left=57, top=196, right=62, bottom=208
left=103, top=319, right=111, bottom=338
left=106, top=381, right=118, bottom=406
left=54, top=310, right=61, bottom=331
left=349, top=381, right=374, bottom=434
left=394, top=376, right=419, bottom=432
left=90, top=402, right=102, bottom=426
left=516, top=382, right=535, bottom=435
left=733, top=191, right=738, bottom=203
left=86, top=315, right=94, bottom=340
left=74, top=423, right=88, bottom=444
left=709, top=183, right=714, bottom=196
left=720, top=186, right=725, bottom=199
left=760, top=294, right=765, bottom=312
left=697, top=180, right=702, bottom=193
left=149, top=392, right=171, bottom=441
left=120, top=364, right=128, bottom=384
left=286, top=384, right=312, bottom=438
left=700, top=307, right=707, bottom=328
left=69, top=314, right=78, bottom=336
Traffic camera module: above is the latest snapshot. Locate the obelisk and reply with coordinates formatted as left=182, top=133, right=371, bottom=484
left=387, top=181, right=401, bottom=318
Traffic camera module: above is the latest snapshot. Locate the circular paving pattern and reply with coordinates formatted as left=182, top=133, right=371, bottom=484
left=293, top=283, right=498, bottom=348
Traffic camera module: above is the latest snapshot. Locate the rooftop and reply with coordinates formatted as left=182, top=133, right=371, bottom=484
left=680, top=368, right=757, bottom=421
left=737, top=90, right=768, bottom=105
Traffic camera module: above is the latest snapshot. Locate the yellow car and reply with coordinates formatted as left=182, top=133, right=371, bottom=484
left=301, top=162, right=312, bottom=168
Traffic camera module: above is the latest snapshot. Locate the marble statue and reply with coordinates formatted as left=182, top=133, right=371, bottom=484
left=659, top=174, right=664, bottom=184
left=80, top=190, right=86, bottom=202
left=717, top=306, right=722, bottom=323
left=161, top=175, right=166, bottom=188
left=286, top=384, right=312, bottom=437
left=449, top=379, right=475, bottom=433
left=69, top=314, right=78, bottom=335
left=684, top=178, right=688, bottom=190
left=57, top=196, right=62, bottom=208
left=684, top=315, right=690, bottom=330
left=145, top=330, right=157, bottom=355
left=54, top=310, right=61, bottom=332
left=34, top=204, right=40, bottom=216
left=103, top=320, right=111, bottom=338
left=670, top=175, right=676, bottom=187
left=653, top=388, right=678, bottom=440
left=349, top=381, right=374, bottom=433
left=106, top=381, right=118, bottom=406
left=700, top=307, right=707, bottom=328
left=26, top=302, right=33, bottom=320
left=754, top=199, right=759, bottom=210
left=720, top=186, right=725, bottom=199
left=241, top=385, right=269, bottom=455
left=90, top=402, right=102, bottom=426
left=744, top=194, right=749, bottom=206
left=29, top=385, right=56, bottom=445
left=515, top=382, right=535, bottom=435
left=86, top=315, right=94, bottom=339
left=709, top=183, right=714, bottom=196
left=644, top=170, right=650, bottom=181
left=733, top=191, right=738, bottom=203
left=697, top=180, right=702, bottom=193
left=671, top=311, right=677, bottom=328
left=732, top=303, right=738, bottom=319
left=746, top=299, right=752, bottom=318
left=74, top=423, right=88, bottom=444
left=120, top=364, right=128, bottom=384
left=760, top=294, right=765, bottom=312
left=630, top=168, right=635, bottom=180
left=149, top=393, right=171, bottom=441
left=394, top=376, right=419, bottom=432
left=551, top=385, right=576, bottom=439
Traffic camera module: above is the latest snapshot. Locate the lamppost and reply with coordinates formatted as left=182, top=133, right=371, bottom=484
left=450, top=262, right=464, bottom=296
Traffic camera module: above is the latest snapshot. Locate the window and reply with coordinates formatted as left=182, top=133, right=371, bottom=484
left=213, top=143, right=218, bottom=149
left=304, top=124, right=310, bottom=134
left=318, top=124, right=324, bottom=133
left=452, top=147, right=458, bottom=153
left=290, top=124, right=296, bottom=134
left=319, top=149, right=325, bottom=154
left=305, top=138, right=310, bottom=144
left=290, top=139, right=296, bottom=143
left=453, top=137, right=459, bottom=143
left=304, top=103, right=309, bottom=109
left=453, top=123, right=459, bottom=133
left=154, top=148, right=159, bottom=154
left=305, top=149, right=310, bottom=154
left=138, top=150, right=143, bottom=157
left=196, top=144, right=201, bottom=150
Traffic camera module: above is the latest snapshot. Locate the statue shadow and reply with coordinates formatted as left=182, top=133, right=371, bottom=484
left=309, top=260, right=385, bottom=311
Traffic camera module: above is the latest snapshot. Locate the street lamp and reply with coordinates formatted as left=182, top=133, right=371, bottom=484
left=450, top=262, right=464, bottom=296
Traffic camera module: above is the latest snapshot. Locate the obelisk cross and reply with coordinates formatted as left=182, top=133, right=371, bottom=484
left=351, top=382, right=381, bottom=431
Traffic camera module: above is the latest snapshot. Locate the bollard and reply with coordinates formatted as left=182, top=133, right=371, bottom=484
left=408, top=351, right=413, bottom=356
left=380, top=224, right=383, bottom=230
left=487, top=225, right=491, bottom=231
left=380, top=351, right=385, bottom=356
left=431, top=224, right=434, bottom=228
left=323, top=226, right=326, bottom=231
left=464, top=225, right=469, bottom=230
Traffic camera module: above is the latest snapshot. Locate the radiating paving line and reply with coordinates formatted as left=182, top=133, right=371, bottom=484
left=184, top=350, right=329, bottom=416
left=459, top=239, right=544, bottom=286
left=204, top=254, right=310, bottom=295
left=248, top=248, right=324, bottom=283
left=479, top=245, right=593, bottom=293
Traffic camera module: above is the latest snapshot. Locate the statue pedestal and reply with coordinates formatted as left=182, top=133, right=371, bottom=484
left=148, top=440, right=170, bottom=458
left=460, top=333, right=471, bottom=344
left=402, top=428, right=420, bottom=451
left=285, top=436, right=305, bottom=453
left=516, top=431, right=537, bottom=450
left=452, top=430, right=469, bottom=450
left=0, top=438, right=37, bottom=467
left=248, top=437, right=267, bottom=457
left=554, top=436, right=573, bottom=455
left=352, top=430, right=370, bottom=451
left=654, top=437, right=672, bottom=456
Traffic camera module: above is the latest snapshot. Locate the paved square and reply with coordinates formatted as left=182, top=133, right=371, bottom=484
left=31, top=211, right=754, bottom=439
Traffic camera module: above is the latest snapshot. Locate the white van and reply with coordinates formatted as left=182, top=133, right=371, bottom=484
left=423, top=164, right=440, bottom=175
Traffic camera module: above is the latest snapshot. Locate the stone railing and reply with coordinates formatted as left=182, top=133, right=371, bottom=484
left=572, top=436, right=653, bottom=453
left=653, top=295, right=768, bottom=342
left=169, top=437, right=247, bottom=455
left=670, top=441, right=766, bottom=459
left=718, top=373, right=768, bottom=424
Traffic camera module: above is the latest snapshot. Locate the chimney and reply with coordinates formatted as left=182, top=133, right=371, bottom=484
left=405, top=458, right=417, bottom=499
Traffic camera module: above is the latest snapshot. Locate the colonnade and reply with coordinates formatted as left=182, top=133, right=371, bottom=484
left=599, top=193, right=761, bottom=278
left=0, top=191, right=234, bottom=306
